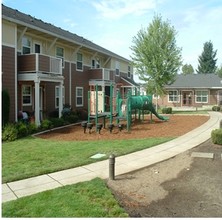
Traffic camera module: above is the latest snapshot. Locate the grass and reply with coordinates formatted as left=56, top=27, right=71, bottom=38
left=2, top=178, right=128, bottom=217
left=172, top=110, right=209, bottom=114
left=2, top=136, right=174, bottom=183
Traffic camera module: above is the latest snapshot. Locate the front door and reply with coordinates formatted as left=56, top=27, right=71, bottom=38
left=182, top=91, right=192, bottom=106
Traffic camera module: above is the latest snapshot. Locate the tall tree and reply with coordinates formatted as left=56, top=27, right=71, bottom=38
left=130, top=14, right=182, bottom=96
left=196, top=41, right=217, bottom=74
left=216, top=64, right=222, bottom=77
left=182, top=64, right=194, bottom=74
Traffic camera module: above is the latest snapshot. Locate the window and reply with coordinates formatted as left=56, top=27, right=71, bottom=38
left=34, top=43, right=41, bottom=53
left=77, top=53, right=83, bottom=71
left=55, top=86, right=65, bottom=108
left=22, top=85, right=32, bottom=106
left=168, top=90, right=179, bottom=102
left=115, top=61, right=120, bottom=76
left=196, top=90, right=208, bottom=103
left=22, top=37, right=31, bottom=54
left=128, top=66, right=131, bottom=78
left=56, top=47, right=64, bottom=68
left=76, top=87, right=83, bottom=107
left=91, top=58, right=100, bottom=69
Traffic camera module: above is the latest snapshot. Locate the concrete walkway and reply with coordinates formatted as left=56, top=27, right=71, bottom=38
left=2, top=112, right=222, bottom=203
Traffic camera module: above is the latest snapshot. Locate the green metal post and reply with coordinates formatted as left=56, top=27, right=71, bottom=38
left=110, top=84, right=113, bottom=125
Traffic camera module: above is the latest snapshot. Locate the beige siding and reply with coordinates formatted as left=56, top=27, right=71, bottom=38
left=2, top=21, right=16, bottom=47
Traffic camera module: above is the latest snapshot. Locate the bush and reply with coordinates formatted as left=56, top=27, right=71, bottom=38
left=64, top=114, right=78, bottom=124
left=41, top=119, right=53, bottom=130
left=162, top=107, right=172, bottom=114
left=2, top=123, right=18, bottom=142
left=28, top=122, right=39, bottom=134
left=49, top=118, right=65, bottom=127
left=76, top=109, right=88, bottom=120
left=212, top=106, right=220, bottom=111
left=48, top=110, right=59, bottom=118
left=211, top=129, right=222, bottom=145
left=16, top=122, right=28, bottom=138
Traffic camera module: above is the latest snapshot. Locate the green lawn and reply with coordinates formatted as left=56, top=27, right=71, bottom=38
left=2, top=136, right=174, bottom=183
left=2, top=178, right=128, bottom=217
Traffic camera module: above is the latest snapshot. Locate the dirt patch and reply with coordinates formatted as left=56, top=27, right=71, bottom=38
left=107, top=139, right=222, bottom=217
left=37, top=115, right=209, bottom=141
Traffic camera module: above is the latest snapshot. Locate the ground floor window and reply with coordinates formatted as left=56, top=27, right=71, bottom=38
left=22, top=85, right=32, bottom=106
left=55, top=86, right=65, bottom=108
left=195, top=90, right=208, bottom=103
left=168, top=90, right=179, bottom=102
left=76, top=87, right=83, bottom=107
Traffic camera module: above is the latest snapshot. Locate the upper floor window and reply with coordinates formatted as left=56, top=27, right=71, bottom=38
left=22, top=37, right=31, bottom=54
left=77, top=53, right=83, bottom=71
left=115, top=61, right=120, bottom=76
left=56, top=47, right=64, bottom=68
left=128, top=66, right=131, bottom=78
left=195, top=90, right=208, bottom=103
left=22, top=85, right=32, bottom=106
left=168, top=90, right=179, bottom=103
left=92, top=58, right=100, bottom=69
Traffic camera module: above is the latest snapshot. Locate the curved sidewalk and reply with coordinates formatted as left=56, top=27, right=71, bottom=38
left=2, top=112, right=222, bottom=203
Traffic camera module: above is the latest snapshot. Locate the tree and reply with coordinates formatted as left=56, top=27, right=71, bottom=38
left=182, top=64, right=194, bottom=75
left=216, top=64, right=222, bottom=77
left=130, top=14, right=182, bottom=97
left=196, top=41, right=217, bottom=74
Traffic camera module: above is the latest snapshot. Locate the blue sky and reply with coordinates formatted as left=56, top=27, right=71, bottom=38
left=2, top=0, right=222, bottom=82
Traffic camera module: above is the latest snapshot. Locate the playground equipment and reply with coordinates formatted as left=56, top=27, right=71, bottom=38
left=85, top=84, right=168, bottom=133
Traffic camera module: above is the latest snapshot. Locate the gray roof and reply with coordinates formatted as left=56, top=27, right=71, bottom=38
left=2, top=4, right=130, bottom=62
left=165, top=74, right=222, bottom=89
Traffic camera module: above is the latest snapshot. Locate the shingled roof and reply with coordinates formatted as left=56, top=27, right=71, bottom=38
left=2, top=4, right=130, bottom=62
left=165, top=74, right=222, bottom=89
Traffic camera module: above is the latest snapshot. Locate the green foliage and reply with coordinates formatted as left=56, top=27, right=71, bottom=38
left=27, top=122, right=38, bottom=134
left=16, top=122, right=28, bottom=138
left=40, top=119, right=53, bottom=130
left=2, top=89, right=10, bottom=126
left=211, top=129, right=222, bottom=145
left=49, top=118, right=65, bottom=127
left=130, top=14, right=182, bottom=95
left=216, top=64, right=222, bottom=77
left=212, top=106, right=220, bottom=111
left=196, top=41, right=217, bottom=74
left=2, top=123, right=18, bottom=142
left=162, top=107, right=172, bottom=114
left=2, top=178, right=128, bottom=217
left=182, top=63, right=194, bottom=74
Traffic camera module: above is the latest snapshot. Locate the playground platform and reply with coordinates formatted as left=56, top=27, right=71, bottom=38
left=2, top=112, right=222, bottom=203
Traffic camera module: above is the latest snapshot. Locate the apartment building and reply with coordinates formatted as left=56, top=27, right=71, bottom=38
left=2, top=4, right=138, bottom=125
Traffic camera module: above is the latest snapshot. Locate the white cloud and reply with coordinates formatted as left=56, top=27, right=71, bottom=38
left=91, top=0, right=157, bottom=19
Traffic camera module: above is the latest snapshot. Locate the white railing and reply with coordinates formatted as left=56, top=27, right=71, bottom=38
left=50, top=57, right=62, bottom=75
left=103, top=68, right=110, bottom=80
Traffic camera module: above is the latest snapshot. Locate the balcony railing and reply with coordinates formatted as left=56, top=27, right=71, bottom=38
left=18, top=53, right=62, bottom=75
left=88, top=68, right=112, bottom=81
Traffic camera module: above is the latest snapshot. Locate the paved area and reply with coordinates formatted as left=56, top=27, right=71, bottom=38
left=2, top=112, right=222, bottom=203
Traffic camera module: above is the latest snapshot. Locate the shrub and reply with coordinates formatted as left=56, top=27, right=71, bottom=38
left=2, top=89, right=10, bottom=126
left=76, top=109, right=88, bottom=120
left=162, top=107, right=172, bottom=114
left=48, top=110, right=59, bottom=118
left=28, top=122, right=39, bottom=134
left=41, top=119, right=53, bottom=130
left=212, top=106, right=220, bottom=111
left=49, top=118, right=65, bottom=127
left=16, top=122, right=28, bottom=138
left=64, top=114, right=78, bottom=124
left=2, top=123, right=18, bottom=142
left=211, top=128, right=222, bottom=145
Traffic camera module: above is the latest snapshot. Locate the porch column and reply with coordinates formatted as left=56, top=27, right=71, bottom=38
left=59, top=82, right=63, bottom=118
left=34, top=79, right=40, bottom=126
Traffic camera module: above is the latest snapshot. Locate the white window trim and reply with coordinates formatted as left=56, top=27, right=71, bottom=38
left=76, top=53, right=83, bottom=71
left=56, top=46, right=64, bottom=68
left=127, top=66, right=131, bottom=78
left=168, top=90, right=180, bottom=103
left=55, top=86, right=65, bottom=108
left=22, top=36, right=31, bottom=54
left=195, top=90, right=208, bottom=103
left=22, top=85, right=32, bottom=106
left=115, top=61, right=120, bottom=76
left=76, top=87, right=84, bottom=107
